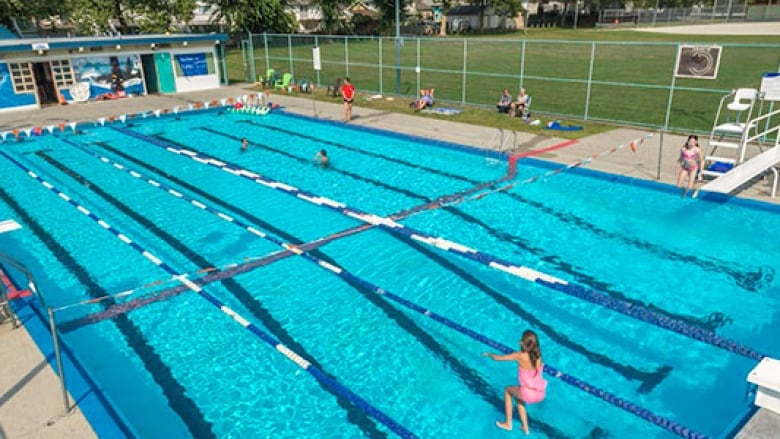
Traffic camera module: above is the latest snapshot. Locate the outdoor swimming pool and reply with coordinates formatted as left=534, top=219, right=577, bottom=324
left=1, top=104, right=778, bottom=438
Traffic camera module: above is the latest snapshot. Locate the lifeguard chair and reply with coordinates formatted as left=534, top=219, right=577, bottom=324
left=702, top=88, right=759, bottom=178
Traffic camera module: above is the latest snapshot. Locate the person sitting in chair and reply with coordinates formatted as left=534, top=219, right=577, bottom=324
left=411, top=88, right=435, bottom=111
left=327, top=78, right=343, bottom=98
left=509, top=88, right=529, bottom=118
left=497, top=89, right=512, bottom=114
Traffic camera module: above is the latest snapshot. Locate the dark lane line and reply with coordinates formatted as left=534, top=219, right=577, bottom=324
left=180, top=129, right=722, bottom=330
left=67, top=143, right=535, bottom=435
left=237, top=119, right=477, bottom=183
left=386, top=234, right=671, bottom=393
left=58, top=224, right=374, bottom=331
left=118, top=129, right=671, bottom=393
left=35, top=150, right=385, bottom=438
left=0, top=184, right=213, bottom=438
left=190, top=129, right=431, bottom=201
left=237, top=119, right=771, bottom=293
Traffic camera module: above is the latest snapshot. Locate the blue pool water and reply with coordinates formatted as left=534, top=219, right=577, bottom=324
left=1, top=107, right=778, bottom=438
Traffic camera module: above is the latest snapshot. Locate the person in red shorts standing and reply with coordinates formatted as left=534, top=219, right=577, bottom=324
left=341, top=77, right=355, bottom=122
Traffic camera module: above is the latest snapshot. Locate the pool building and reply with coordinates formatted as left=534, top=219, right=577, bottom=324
left=0, top=33, right=228, bottom=113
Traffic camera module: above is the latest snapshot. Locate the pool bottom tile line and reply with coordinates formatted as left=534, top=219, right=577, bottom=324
left=113, top=125, right=768, bottom=363
left=0, top=149, right=418, bottom=439
left=185, top=121, right=772, bottom=296
left=57, top=137, right=706, bottom=438
left=34, top=147, right=396, bottom=438
left=60, top=138, right=530, bottom=430
left=73, top=133, right=670, bottom=390
left=0, top=165, right=212, bottom=438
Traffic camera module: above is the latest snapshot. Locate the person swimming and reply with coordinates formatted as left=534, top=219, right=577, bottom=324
left=313, top=149, right=329, bottom=167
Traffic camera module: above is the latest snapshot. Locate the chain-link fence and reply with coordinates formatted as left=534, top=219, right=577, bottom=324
left=245, top=33, right=780, bottom=134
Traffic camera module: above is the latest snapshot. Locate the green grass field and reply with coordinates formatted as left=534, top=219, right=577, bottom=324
left=224, top=28, right=780, bottom=137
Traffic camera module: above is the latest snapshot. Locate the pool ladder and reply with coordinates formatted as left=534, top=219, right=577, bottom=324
left=0, top=251, right=37, bottom=329
left=484, top=129, right=516, bottom=167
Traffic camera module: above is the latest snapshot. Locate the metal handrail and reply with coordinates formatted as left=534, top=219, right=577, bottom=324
left=0, top=251, right=70, bottom=413
left=0, top=251, right=45, bottom=308
left=484, top=129, right=503, bottom=166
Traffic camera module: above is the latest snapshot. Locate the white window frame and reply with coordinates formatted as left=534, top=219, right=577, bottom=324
left=8, top=62, right=35, bottom=93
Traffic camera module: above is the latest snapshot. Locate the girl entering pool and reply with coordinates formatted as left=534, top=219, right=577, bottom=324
left=484, top=330, right=547, bottom=435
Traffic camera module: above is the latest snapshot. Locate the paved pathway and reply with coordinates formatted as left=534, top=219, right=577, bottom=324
left=632, top=21, right=780, bottom=35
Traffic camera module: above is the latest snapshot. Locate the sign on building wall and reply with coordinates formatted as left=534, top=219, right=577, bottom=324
left=175, top=53, right=209, bottom=76
left=675, top=45, right=722, bottom=79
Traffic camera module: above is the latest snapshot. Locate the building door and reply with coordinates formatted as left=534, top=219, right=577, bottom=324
left=141, top=54, right=159, bottom=94
left=154, top=52, right=176, bottom=93
left=32, top=62, right=57, bottom=105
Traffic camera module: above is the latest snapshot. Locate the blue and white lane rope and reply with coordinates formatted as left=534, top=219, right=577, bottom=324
left=114, top=128, right=767, bottom=362
left=51, top=255, right=269, bottom=313
left=0, top=150, right=417, bottom=439
left=77, top=143, right=708, bottom=439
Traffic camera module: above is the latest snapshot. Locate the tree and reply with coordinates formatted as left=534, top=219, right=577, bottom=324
left=371, top=0, right=408, bottom=35
left=1, top=0, right=65, bottom=29
left=311, top=0, right=349, bottom=34
left=468, top=0, right=523, bottom=31
left=206, top=0, right=295, bottom=34
left=63, top=0, right=196, bottom=35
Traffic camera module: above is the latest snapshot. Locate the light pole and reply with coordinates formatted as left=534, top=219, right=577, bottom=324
left=395, top=0, right=401, bottom=94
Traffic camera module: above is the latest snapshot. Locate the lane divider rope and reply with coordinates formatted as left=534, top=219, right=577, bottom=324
left=112, top=127, right=766, bottom=362
left=0, top=149, right=418, bottom=439
left=50, top=254, right=271, bottom=313
left=76, top=142, right=708, bottom=439
left=112, top=127, right=766, bottom=360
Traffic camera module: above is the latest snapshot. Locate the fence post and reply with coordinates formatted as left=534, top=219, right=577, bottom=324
left=48, top=307, right=71, bottom=415
left=656, top=130, right=665, bottom=180
left=519, top=40, right=526, bottom=91
left=416, top=38, right=421, bottom=96
left=663, top=45, right=679, bottom=131
left=263, top=33, right=270, bottom=75
left=345, top=36, right=349, bottom=78
left=584, top=41, right=596, bottom=121
left=462, top=39, right=467, bottom=105
left=248, top=32, right=256, bottom=84
left=378, top=37, right=383, bottom=95
left=287, top=35, right=294, bottom=76
left=315, top=35, right=321, bottom=87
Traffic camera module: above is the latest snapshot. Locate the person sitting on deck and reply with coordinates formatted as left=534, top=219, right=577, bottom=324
left=497, top=89, right=512, bottom=114
left=411, top=88, right=435, bottom=111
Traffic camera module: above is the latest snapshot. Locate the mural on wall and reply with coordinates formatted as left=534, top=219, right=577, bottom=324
left=0, top=63, right=37, bottom=110
left=71, top=55, right=145, bottom=99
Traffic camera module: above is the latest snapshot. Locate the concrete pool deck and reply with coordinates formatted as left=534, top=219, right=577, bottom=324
left=0, top=84, right=778, bottom=438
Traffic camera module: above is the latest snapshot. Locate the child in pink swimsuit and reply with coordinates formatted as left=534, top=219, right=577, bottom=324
left=676, top=134, right=704, bottom=198
left=484, top=330, right=547, bottom=435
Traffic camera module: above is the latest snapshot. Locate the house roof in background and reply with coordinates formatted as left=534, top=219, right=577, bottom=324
left=0, top=33, right=228, bottom=53
left=448, top=5, right=481, bottom=15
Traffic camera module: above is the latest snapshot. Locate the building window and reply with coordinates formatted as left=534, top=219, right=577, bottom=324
left=51, top=59, right=76, bottom=87
left=8, top=62, right=35, bottom=93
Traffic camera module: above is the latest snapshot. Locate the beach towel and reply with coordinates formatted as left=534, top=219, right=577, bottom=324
left=544, top=120, right=583, bottom=131
left=422, top=107, right=462, bottom=116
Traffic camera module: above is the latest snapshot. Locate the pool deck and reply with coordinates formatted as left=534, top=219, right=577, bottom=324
left=0, top=84, right=778, bottom=438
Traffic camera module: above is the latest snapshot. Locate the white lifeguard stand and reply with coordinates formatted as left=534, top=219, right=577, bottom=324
left=701, top=88, right=759, bottom=178
left=747, top=357, right=780, bottom=414
left=700, top=73, right=780, bottom=197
